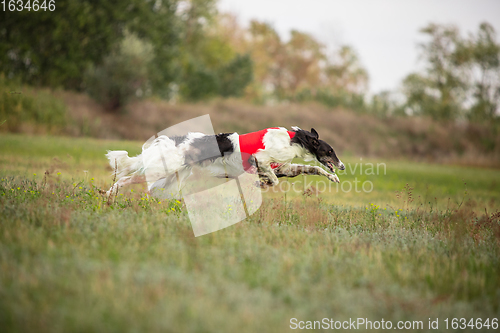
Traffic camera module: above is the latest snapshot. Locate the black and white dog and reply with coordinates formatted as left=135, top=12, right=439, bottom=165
left=105, top=127, right=344, bottom=198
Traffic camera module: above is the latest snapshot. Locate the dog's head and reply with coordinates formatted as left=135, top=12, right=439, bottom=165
left=292, top=127, right=345, bottom=173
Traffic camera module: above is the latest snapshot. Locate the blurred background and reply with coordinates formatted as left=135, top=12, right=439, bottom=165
left=1, top=0, right=499, bottom=166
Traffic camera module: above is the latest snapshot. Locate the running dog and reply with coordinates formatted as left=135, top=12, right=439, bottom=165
left=105, top=127, right=345, bottom=198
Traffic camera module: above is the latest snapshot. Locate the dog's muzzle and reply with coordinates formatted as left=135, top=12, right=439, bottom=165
left=325, top=160, right=344, bottom=172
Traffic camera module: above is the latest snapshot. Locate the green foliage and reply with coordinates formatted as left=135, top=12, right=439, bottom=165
left=175, top=0, right=253, bottom=101
left=402, top=72, right=453, bottom=118
left=468, top=23, right=500, bottom=122
left=293, top=88, right=367, bottom=113
left=180, top=53, right=253, bottom=101
left=324, top=45, right=369, bottom=94
left=368, top=91, right=405, bottom=117
left=0, top=0, right=179, bottom=91
left=124, top=0, right=180, bottom=97
left=404, top=24, right=468, bottom=120
left=179, top=59, right=220, bottom=101
left=0, top=0, right=363, bottom=106
left=84, top=33, right=154, bottom=111
left=176, top=0, right=220, bottom=101
left=402, top=22, right=500, bottom=121
left=3, top=0, right=498, bottom=120
left=1, top=1, right=123, bottom=88
left=178, top=46, right=253, bottom=100
left=199, top=35, right=238, bottom=70
left=218, top=54, right=254, bottom=97
left=0, top=75, right=66, bottom=133
left=178, top=0, right=219, bottom=53
left=245, top=22, right=369, bottom=106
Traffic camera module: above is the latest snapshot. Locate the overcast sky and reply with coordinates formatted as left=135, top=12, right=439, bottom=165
left=217, top=0, right=500, bottom=95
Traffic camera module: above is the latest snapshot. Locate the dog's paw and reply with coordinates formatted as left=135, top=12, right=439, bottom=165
left=256, top=178, right=277, bottom=188
left=254, top=180, right=266, bottom=188
left=105, top=186, right=116, bottom=197
left=259, top=180, right=271, bottom=188
left=328, top=174, right=340, bottom=183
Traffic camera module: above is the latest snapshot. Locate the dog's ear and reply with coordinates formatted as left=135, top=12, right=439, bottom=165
left=311, top=128, right=319, bottom=139
left=311, top=138, right=320, bottom=148
left=309, top=135, right=320, bottom=149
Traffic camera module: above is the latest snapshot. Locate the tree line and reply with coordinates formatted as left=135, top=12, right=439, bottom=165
left=1, top=0, right=499, bottom=122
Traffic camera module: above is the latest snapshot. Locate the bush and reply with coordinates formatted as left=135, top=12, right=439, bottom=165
left=293, top=88, right=368, bottom=113
left=0, top=74, right=67, bottom=133
left=84, top=33, right=153, bottom=112
left=178, top=53, right=253, bottom=102
left=218, top=54, right=253, bottom=97
left=179, top=59, right=220, bottom=101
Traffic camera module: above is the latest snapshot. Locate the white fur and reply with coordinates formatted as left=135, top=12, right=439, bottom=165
left=105, top=128, right=329, bottom=198
left=105, top=150, right=142, bottom=178
left=106, top=132, right=206, bottom=198
left=256, top=127, right=313, bottom=166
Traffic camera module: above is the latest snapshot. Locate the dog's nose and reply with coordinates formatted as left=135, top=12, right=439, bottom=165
left=339, top=162, right=345, bottom=171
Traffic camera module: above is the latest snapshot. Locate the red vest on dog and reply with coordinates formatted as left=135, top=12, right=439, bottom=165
left=239, top=128, right=296, bottom=170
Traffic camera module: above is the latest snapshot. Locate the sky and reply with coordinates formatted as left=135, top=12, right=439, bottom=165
left=217, top=0, right=500, bottom=95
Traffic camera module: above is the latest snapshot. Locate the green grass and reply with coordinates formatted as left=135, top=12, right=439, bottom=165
left=1, top=133, right=499, bottom=333
left=1, top=133, right=499, bottom=209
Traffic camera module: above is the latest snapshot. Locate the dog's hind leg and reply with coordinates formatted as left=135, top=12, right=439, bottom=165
left=257, top=164, right=279, bottom=187
left=274, top=164, right=340, bottom=183
left=106, top=174, right=146, bottom=197
left=148, top=168, right=192, bottom=200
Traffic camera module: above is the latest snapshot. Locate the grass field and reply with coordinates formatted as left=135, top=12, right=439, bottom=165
left=1, top=133, right=499, bottom=332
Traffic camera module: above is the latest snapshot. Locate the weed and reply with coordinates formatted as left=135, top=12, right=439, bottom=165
left=0, top=135, right=499, bottom=332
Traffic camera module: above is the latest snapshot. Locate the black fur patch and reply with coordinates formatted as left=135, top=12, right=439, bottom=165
left=184, top=133, right=235, bottom=165
left=291, top=128, right=341, bottom=171
left=215, top=133, right=234, bottom=156
left=290, top=128, right=318, bottom=153
left=171, top=135, right=187, bottom=146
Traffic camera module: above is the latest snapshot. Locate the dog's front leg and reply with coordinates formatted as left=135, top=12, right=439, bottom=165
left=274, top=164, right=340, bottom=183
left=257, top=164, right=279, bottom=187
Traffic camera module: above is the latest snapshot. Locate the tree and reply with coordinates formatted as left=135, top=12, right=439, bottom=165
left=324, top=46, right=369, bottom=94
left=402, top=22, right=500, bottom=121
left=84, top=32, right=154, bottom=111
left=246, top=20, right=286, bottom=98
left=403, top=24, right=468, bottom=120
left=176, top=1, right=254, bottom=101
left=467, top=23, right=500, bottom=122
left=284, top=30, right=325, bottom=93
left=243, top=20, right=369, bottom=105
left=218, top=54, right=254, bottom=97
left=0, top=0, right=179, bottom=91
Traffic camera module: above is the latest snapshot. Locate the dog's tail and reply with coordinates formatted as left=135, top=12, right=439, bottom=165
left=106, top=150, right=143, bottom=178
